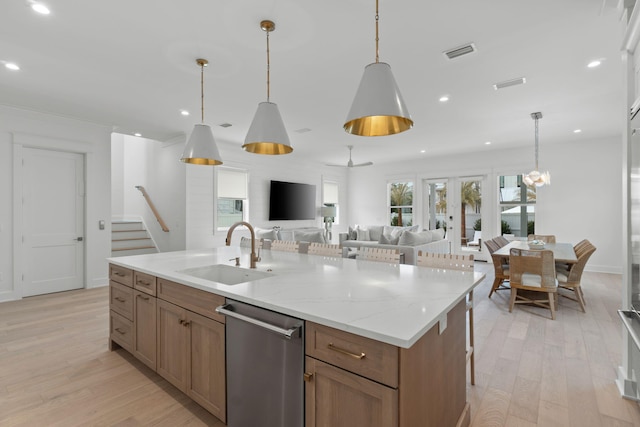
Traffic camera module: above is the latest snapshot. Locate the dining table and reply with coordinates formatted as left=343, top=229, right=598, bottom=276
left=494, top=241, right=578, bottom=264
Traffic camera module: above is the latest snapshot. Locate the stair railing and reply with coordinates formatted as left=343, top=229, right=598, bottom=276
left=135, top=186, right=170, bottom=232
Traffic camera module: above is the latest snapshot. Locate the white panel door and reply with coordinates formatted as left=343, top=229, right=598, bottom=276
left=22, top=148, right=84, bottom=296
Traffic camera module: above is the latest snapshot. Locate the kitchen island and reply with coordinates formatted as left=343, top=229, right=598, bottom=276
left=108, top=246, right=485, bottom=427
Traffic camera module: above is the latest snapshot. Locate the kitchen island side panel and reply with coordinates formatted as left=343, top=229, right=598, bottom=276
left=399, top=299, right=468, bottom=427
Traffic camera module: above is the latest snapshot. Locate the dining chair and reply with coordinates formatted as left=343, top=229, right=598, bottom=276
left=509, top=248, right=558, bottom=320
left=555, top=239, right=596, bottom=312
left=485, top=238, right=510, bottom=297
left=494, top=235, right=510, bottom=247
left=417, top=252, right=476, bottom=385
left=359, top=247, right=401, bottom=264
left=527, top=234, right=556, bottom=243
left=269, top=240, right=300, bottom=253
left=308, top=242, right=343, bottom=257
left=240, top=236, right=263, bottom=249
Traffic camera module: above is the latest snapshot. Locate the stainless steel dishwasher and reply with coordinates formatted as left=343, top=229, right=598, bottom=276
left=216, top=299, right=304, bottom=427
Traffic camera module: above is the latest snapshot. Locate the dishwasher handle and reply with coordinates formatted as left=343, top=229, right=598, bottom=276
left=215, top=304, right=301, bottom=339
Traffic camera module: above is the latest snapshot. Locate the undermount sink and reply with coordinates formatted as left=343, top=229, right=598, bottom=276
left=177, top=264, right=274, bottom=285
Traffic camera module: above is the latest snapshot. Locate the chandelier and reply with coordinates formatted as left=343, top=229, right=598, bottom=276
left=522, top=112, right=550, bottom=188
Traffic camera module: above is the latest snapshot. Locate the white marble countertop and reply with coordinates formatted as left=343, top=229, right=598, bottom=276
left=108, top=246, right=485, bottom=348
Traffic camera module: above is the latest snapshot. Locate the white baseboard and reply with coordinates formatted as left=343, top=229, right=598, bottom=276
left=87, top=278, right=108, bottom=289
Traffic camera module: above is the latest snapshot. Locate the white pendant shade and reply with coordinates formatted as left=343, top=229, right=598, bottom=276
left=523, top=170, right=551, bottom=187
left=344, top=62, right=413, bottom=137
left=242, top=101, right=293, bottom=155
left=181, top=124, right=223, bottom=165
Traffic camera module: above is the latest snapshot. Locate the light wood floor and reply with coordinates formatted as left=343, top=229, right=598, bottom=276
left=0, top=265, right=638, bottom=426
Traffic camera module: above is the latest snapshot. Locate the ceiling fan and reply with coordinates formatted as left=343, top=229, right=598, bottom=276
left=326, top=145, right=373, bottom=168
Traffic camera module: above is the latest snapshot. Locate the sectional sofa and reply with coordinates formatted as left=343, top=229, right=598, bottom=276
left=339, top=225, right=450, bottom=265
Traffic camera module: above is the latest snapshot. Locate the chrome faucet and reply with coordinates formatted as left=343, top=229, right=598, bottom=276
left=226, top=221, right=259, bottom=269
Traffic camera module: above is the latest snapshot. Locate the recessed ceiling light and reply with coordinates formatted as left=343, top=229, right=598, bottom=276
left=180, top=110, right=190, bottom=116
left=420, top=150, right=426, bottom=153
left=31, top=3, right=50, bottom=14
left=573, top=129, right=582, bottom=133
left=587, top=60, right=601, bottom=68
left=485, top=141, right=491, bottom=145
left=5, top=63, right=20, bottom=71
left=439, top=95, right=449, bottom=102
left=134, top=133, right=141, bottom=137
left=295, top=128, right=312, bottom=133
left=219, top=123, right=232, bottom=128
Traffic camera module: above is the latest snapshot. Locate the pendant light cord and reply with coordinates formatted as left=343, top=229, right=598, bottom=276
left=200, top=61, right=205, bottom=124
left=375, top=0, right=379, bottom=63
left=266, top=29, right=271, bottom=102
left=534, top=115, right=539, bottom=170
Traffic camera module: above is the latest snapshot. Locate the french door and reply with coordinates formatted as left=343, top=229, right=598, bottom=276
left=423, top=176, right=486, bottom=259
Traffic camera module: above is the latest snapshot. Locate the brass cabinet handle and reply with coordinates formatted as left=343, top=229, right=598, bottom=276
left=114, top=271, right=125, bottom=277
left=137, top=280, right=149, bottom=286
left=179, top=319, right=184, bottom=325
left=114, top=328, right=126, bottom=335
left=182, top=321, right=190, bottom=327
left=114, top=297, right=125, bottom=302
left=137, top=295, right=149, bottom=301
left=327, top=343, right=366, bottom=360
left=303, top=372, right=313, bottom=382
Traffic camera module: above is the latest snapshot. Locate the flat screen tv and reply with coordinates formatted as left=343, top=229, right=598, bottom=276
left=269, top=180, right=316, bottom=221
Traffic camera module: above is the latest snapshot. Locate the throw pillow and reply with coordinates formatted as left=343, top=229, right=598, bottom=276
left=368, top=225, right=384, bottom=241
left=278, top=230, right=295, bottom=241
left=356, top=228, right=370, bottom=241
left=294, top=230, right=326, bottom=243
left=255, top=227, right=278, bottom=241
left=398, top=230, right=432, bottom=246
left=426, top=228, right=445, bottom=241
left=348, top=226, right=357, bottom=240
left=379, top=233, right=400, bottom=245
left=408, top=224, right=420, bottom=232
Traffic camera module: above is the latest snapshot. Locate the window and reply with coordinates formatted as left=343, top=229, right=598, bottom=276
left=217, top=168, right=248, bottom=230
left=498, top=174, right=535, bottom=238
left=322, top=180, right=339, bottom=225
left=388, top=181, right=413, bottom=226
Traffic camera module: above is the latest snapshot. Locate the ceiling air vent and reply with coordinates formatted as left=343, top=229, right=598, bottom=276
left=493, top=77, right=526, bottom=90
left=443, top=43, right=476, bottom=60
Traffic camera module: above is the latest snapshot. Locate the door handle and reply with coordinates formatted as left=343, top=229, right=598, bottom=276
left=75, top=237, right=83, bottom=242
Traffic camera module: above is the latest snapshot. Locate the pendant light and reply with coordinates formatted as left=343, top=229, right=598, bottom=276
left=344, top=0, right=413, bottom=137
left=522, top=112, right=550, bottom=187
left=243, top=20, right=293, bottom=155
left=180, top=58, right=223, bottom=165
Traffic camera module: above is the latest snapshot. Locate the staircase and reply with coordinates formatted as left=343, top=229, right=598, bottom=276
left=111, top=220, right=158, bottom=257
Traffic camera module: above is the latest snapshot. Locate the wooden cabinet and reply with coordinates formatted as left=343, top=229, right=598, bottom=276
left=110, top=265, right=227, bottom=424
left=305, top=299, right=469, bottom=427
left=305, top=356, right=397, bottom=427
left=186, top=310, right=226, bottom=420
left=156, top=299, right=189, bottom=391
left=133, top=290, right=156, bottom=370
left=156, top=298, right=226, bottom=423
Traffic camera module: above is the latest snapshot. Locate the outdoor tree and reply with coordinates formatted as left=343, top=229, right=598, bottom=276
left=390, top=182, right=413, bottom=226
left=460, top=181, right=481, bottom=240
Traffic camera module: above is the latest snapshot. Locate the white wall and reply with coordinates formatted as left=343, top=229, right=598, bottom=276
left=348, top=136, right=622, bottom=273
left=111, top=134, right=186, bottom=252
left=0, top=105, right=112, bottom=301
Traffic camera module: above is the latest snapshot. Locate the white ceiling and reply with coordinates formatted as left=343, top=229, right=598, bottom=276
left=0, top=0, right=625, bottom=166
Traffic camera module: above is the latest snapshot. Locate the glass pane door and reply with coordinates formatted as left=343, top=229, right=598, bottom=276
left=423, top=179, right=448, bottom=232
left=459, top=178, right=482, bottom=256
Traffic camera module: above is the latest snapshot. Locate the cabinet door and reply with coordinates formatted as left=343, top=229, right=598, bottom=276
left=133, top=290, right=156, bottom=370
left=156, top=299, right=188, bottom=392
left=186, top=311, right=226, bottom=423
left=305, top=357, right=397, bottom=427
